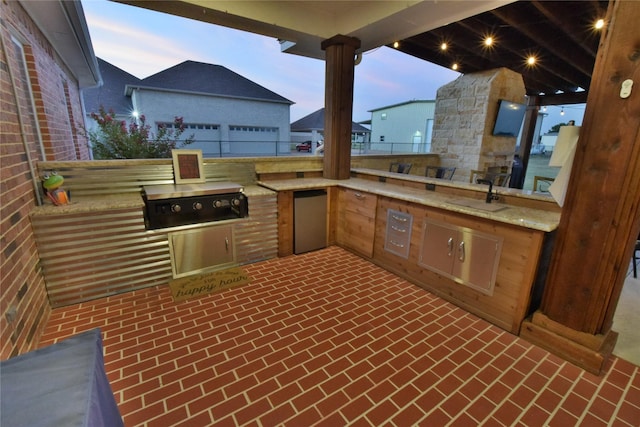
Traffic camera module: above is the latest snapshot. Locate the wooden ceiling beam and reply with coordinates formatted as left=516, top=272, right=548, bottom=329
left=452, top=20, right=588, bottom=93
left=404, top=28, right=568, bottom=95
left=402, top=32, right=496, bottom=71
left=531, top=0, right=601, bottom=58
left=396, top=1, right=607, bottom=97
left=537, top=91, right=589, bottom=106
left=489, top=5, right=595, bottom=77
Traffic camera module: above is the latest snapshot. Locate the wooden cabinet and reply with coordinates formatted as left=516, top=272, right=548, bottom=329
left=419, top=220, right=503, bottom=295
left=384, top=209, right=413, bottom=259
left=336, top=188, right=377, bottom=257
left=373, top=196, right=545, bottom=334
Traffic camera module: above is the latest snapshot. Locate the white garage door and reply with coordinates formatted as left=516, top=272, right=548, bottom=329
left=182, top=124, right=221, bottom=157
left=229, top=125, right=279, bottom=155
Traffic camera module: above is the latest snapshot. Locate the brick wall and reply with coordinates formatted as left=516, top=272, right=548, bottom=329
left=0, top=1, right=91, bottom=359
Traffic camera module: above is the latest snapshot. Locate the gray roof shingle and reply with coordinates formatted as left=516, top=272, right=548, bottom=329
left=83, top=58, right=140, bottom=115
left=137, top=60, right=292, bottom=104
left=291, top=108, right=369, bottom=133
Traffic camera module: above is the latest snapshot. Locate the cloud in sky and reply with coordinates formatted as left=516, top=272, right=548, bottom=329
left=81, top=0, right=466, bottom=122
left=83, top=11, right=199, bottom=77
left=81, top=0, right=583, bottom=127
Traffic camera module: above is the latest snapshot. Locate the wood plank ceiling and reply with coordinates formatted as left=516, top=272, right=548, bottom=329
left=392, top=0, right=609, bottom=104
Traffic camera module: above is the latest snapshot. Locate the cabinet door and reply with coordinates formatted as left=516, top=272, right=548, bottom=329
left=452, top=229, right=502, bottom=295
left=170, top=225, right=235, bottom=277
left=419, top=221, right=457, bottom=276
left=338, top=189, right=377, bottom=257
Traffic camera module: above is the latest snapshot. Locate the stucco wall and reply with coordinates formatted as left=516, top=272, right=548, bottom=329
left=369, top=101, right=436, bottom=150
left=132, top=88, right=291, bottom=152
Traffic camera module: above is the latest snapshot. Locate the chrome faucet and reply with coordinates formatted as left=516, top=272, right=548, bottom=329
left=477, top=179, right=499, bottom=203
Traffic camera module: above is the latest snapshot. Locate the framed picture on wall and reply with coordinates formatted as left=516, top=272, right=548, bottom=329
left=172, top=149, right=205, bottom=184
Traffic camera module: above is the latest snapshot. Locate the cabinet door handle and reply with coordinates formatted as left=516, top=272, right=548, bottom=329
left=389, top=240, right=404, bottom=248
left=391, top=215, right=408, bottom=222
left=447, top=237, right=454, bottom=256
left=354, top=192, right=365, bottom=199
left=458, top=241, right=465, bottom=262
left=225, top=237, right=229, bottom=252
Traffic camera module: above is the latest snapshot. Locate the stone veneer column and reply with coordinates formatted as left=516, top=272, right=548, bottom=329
left=431, top=68, right=526, bottom=182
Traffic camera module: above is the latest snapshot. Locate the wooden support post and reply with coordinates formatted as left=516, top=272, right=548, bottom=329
left=321, top=35, right=360, bottom=180
left=517, top=96, right=540, bottom=189
left=520, top=0, right=640, bottom=374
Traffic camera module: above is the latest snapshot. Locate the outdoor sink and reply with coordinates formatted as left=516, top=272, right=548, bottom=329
left=447, top=198, right=509, bottom=212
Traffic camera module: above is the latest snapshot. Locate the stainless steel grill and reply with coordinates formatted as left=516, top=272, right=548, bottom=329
left=142, top=182, right=248, bottom=229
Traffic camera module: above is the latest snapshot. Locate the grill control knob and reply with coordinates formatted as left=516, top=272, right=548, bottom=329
left=193, top=202, right=203, bottom=210
left=232, top=198, right=240, bottom=207
left=171, top=203, right=182, bottom=213
left=213, top=200, right=222, bottom=208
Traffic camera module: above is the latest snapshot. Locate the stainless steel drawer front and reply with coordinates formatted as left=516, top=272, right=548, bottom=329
left=170, top=225, right=235, bottom=278
left=384, top=209, right=413, bottom=259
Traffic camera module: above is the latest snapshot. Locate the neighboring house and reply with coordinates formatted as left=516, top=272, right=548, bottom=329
left=368, top=100, right=435, bottom=153
left=82, top=58, right=141, bottom=133
left=1, top=0, right=100, bottom=359
left=83, top=59, right=293, bottom=157
left=290, top=108, right=370, bottom=147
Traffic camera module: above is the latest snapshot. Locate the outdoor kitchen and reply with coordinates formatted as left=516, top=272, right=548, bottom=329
left=30, top=159, right=278, bottom=308
left=3, top=0, right=639, bottom=425
left=30, top=151, right=561, bottom=334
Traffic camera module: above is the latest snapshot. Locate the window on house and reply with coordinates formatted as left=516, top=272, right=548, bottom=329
left=158, top=123, right=218, bottom=131
left=230, top=125, right=277, bottom=132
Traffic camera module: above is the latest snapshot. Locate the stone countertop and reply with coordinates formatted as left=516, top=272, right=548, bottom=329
left=351, top=168, right=555, bottom=202
left=30, top=185, right=274, bottom=216
left=256, top=178, right=340, bottom=192
left=258, top=177, right=560, bottom=232
left=30, top=193, right=145, bottom=216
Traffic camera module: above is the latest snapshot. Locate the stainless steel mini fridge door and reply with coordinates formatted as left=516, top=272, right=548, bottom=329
left=294, top=190, right=327, bottom=254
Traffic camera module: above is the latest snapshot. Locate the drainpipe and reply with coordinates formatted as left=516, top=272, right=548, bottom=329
left=1, top=31, right=44, bottom=206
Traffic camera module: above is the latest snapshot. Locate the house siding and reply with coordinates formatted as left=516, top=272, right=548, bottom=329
left=132, top=88, right=291, bottom=155
left=0, top=0, right=90, bottom=359
left=369, top=101, right=435, bottom=152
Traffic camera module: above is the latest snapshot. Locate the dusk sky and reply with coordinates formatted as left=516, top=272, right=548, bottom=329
left=81, top=0, right=585, bottom=132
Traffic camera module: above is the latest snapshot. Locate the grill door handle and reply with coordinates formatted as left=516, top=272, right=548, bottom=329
left=225, top=237, right=229, bottom=252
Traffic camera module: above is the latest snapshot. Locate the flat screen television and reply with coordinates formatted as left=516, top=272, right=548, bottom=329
left=492, top=99, right=526, bottom=137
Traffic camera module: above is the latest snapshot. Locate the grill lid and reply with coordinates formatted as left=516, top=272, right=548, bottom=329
left=143, top=182, right=244, bottom=200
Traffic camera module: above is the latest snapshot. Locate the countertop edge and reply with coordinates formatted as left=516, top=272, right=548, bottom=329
left=351, top=168, right=557, bottom=202
left=258, top=177, right=560, bottom=232
left=30, top=185, right=275, bottom=216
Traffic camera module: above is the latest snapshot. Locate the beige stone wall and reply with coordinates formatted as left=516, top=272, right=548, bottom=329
left=432, top=68, right=526, bottom=183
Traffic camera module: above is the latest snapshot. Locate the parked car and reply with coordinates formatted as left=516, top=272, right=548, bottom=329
left=296, top=141, right=313, bottom=152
